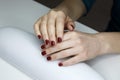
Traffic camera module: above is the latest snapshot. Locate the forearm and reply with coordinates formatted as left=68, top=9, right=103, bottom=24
left=96, top=32, right=120, bottom=54
left=53, top=0, right=86, bottom=20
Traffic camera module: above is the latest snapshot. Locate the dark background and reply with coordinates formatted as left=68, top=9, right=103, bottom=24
left=34, top=0, right=113, bottom=31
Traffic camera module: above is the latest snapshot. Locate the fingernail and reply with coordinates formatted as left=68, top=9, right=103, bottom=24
left=51, top=41, right=55, bottom=46
left=45, top=40, right=49, bottom=45
left=58, top=62, right=63, bottom=67
left=41, top=44, right=45, bottom=49
left=71, top=24, right=75, bottom=30
left=57, top=37, right=62, bottom=43
left=38, top=35, right=41, bottom=39
left=47, top=56, right=51, bottom=61
left=41, top=51, right=46, bottom=56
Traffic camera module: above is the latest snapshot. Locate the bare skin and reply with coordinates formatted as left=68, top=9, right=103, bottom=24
left=34, top=0, right=120, bottom=66
left=42, top=31, right=120, bottom=66
left=34, top=0, right=86, bottom=45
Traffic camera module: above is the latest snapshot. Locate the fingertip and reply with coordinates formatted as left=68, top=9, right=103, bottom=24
left=57, top=37, right=62, bottom=43
left=51, top=41, right=55, bottom=46
left=38, top=35, right=41, bottom=39
left=70, top=24, right=75, bottom=31
left=58, top=62, right=63, bottom=67
left=41, top=51, right=46, bottom=56
left=67, top=23, right=75, bottom=31
left=45, top=40, right=50, bottom=45
left=41, top=44, right=46, bottom=49
left=47, top=56, right=52, bottom=61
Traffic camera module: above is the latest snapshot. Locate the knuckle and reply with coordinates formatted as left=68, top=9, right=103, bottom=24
left=57, top=11, right=65, bottom=15
left=76, top=38, right=83, bottom=44
left=41, top=15, right=47, bottom=20
left=57, top=31, right=62, bottom=35
left=49, top=34, right=53, bottom=38
left=47, top=22, right=54, bottom=27
left=33, top=24, right=40, bottom=32
left=71, top=32, right=78, bottom=36
left=41, top=21, right=46, bottom=25
left=42, top=33, right=48, bottom=38
left=67, top=60, right=75, bottom=66
left=82, top=51, right=89, bottom=59
left=56, top=44, right=62, bottom=50
left=46, top=49, right=51, bottom=55
left=71, top=59, right=78, bottom=64
left=34, top=21, right=40, bottom=27
left=62, top=51, right=70, bottom=57
left=50, top=10, right=56, bottom=14
left=34, top=23, right=37, bottom=27
left=52, top=54, right=58, bottom=60
left=49, top=10, right=56, bottom=16
left=80, top=46, right=85, bottom=51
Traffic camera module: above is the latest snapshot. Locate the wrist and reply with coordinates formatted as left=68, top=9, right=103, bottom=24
left=52, top=0, right=86, bottom=21
left=52, top=2, right=70, bottom=18
left=95, top=33, right=110, bottom=55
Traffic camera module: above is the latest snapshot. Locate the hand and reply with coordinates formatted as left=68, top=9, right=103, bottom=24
left=34, top=10, right=75, bottom=46
left=41, top=31, right=104, bottom=66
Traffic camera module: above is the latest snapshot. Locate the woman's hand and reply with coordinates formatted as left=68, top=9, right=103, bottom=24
left=41, top=31, right=106, bottom=66
left=34, top=9, right=75, bottom=46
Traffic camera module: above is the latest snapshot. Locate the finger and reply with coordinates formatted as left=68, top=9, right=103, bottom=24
left=67, top=21, right=75, bottom=31
left=48, top=47, right=78, bottom=61
left=47, top=14, right=56, bottom=46
left=41, top=44, right=46, bottom=50
left=56, top=15, right=65, bottom=43
left=34, top=19, right=42, bottom=39
left=65, top=16, right=75, bottom=31
left=58, top=54, right=86, bottom=67
left=44, top=39, right=74, bottom=55
left=40, top=16, right=49, bottom=45
left=62, top=31, right=72, bottom=41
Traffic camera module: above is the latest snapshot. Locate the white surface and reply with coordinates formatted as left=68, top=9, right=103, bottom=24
left=0, top=0, right=98, bottom=80
left=0, top=0, right=49, bottom=33
left=0, top=0, right=120, bottom=80
left=87, top=54, right=120, bottom=80
left=0, top=27, right=104, bottom=80
left=0, top=0, right=97, bottom=34
left=0, top=58, right=32, bottom=80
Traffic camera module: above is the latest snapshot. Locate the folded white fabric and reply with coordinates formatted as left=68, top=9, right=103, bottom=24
left=87, top=54, right=120, bottom=80
left=0, top=27, right=104, bottom=80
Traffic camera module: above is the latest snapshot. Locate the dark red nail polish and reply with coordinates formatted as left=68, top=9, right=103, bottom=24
left=45, top=40, right=49, bottom=45
left=58, top=62, right=63, bottom=66
left=41, top=45, right=45, bottom=49
left=41, top=51, right=46, bottom=56
left=57, top=37, right=62, bottom=43
left=47, top=56, right=51, bottom=61
left=38, top=35, right=41, bottom=39
left=71, top=24, right=75, bottom=30
left=51, top=41, right=55, bottom=46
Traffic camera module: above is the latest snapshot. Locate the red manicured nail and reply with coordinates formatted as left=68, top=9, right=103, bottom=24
left=71, top=24, right=75, bottom=30
left=38, top=35, right=41, bottom=39
left=41, top=44, right=45, bottom=49
left=47, top=56, right=51, bottom=61
left=57, top=37, right=62, bottom=43
left=45, top=40, right=49, bottom=45
left=41, top=51, right=46, bottom=56
left=58, top=62, right=63, bottom=66
left=51, top=41, right=55, bottom=46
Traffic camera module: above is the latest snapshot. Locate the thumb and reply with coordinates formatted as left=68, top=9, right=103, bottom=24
left=64, top=21, right=75, bottom=30
left=64, top=16, right=75, bottom=31
left=66, top=21, right=75, bottom=31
